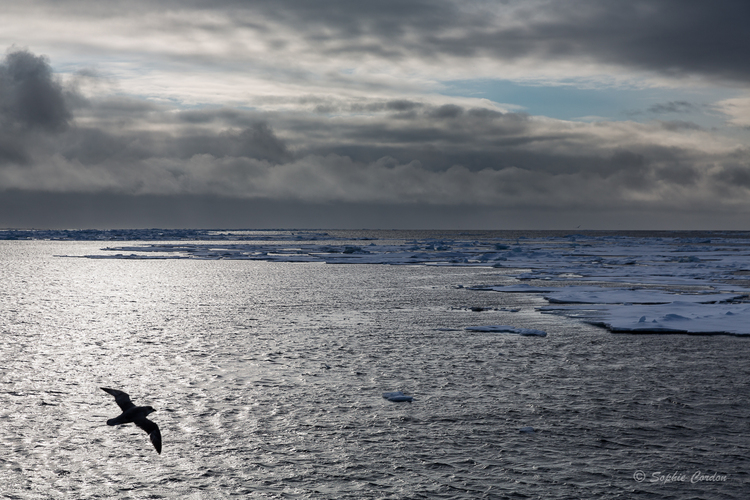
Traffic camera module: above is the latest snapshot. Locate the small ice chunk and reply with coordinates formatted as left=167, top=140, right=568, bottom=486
left=383, top=391, right=413, bottom=402
left=466, top=325, right=547, bottom=337
left=469, top=284, right=556, bottom=293
left=519, top=426, right=535, bottom=433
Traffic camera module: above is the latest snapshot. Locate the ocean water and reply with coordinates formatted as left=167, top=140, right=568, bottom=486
left=1, top=231, right=749, bottom=499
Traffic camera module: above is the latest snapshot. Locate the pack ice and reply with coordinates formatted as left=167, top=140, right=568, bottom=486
left=44, top=229, right=750, bottom=336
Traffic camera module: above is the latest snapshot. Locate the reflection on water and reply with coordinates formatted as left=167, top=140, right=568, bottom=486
left=1, top=240, right=748, bottom=498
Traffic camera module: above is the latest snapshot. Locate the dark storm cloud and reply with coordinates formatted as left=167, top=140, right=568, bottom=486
left=470, top=0, right=750, bottom=84
left=59, top=121, right=291, bottom=166
left=0, top=49, right=70, bottom=131
left=180, top=124, right=292, bottom=163
left=32, top=0, right=749, bottom=85
left=0, top=49, right=74, bottom=165
left=178, top=0, right=750, bottom=84
left=449, top=0, right=750, bottom=84
left=716, top=164, right=750, bottom=188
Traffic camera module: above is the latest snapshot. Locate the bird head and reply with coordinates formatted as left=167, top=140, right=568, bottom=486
left=144, top=406, right=156, bottom=415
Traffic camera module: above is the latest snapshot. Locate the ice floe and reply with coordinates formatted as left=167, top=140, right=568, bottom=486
left=466, top=325, right=547, bottom=337
left=383, top=391, right=413, bottom=402
left=483, top=285, right=750, bottom=335
left=495, top=286, right=745, bottom=305
left=544, top=302, right=750, bottom=335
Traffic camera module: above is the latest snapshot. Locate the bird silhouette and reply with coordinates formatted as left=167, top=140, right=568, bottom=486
left=101, top=387, right=162, bottom=454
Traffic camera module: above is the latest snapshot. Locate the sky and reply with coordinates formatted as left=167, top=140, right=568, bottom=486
left=1, top=0, right=749, bottom=230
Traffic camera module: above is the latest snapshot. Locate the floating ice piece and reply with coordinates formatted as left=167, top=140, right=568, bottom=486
left=587, top=301, right=750, bottom=335
left=382, top=391, right=413, bottom=402
left=469, top=284, right=557, bottom=293
left=519, top=426, right=535, bottom=433
left=466, top=325, right=547, bottom=337
left=542, top=287, right=743, bottom=305
left=474, top=285, right=744, bottom=305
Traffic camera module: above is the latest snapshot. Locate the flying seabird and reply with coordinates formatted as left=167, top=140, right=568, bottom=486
left=101, top=387, right=162, bottom=454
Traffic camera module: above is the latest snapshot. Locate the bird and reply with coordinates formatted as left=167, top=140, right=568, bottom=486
left=101, top=387, right=162, bottom=454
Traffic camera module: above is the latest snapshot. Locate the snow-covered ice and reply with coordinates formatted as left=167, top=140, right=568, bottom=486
left=473, top=285, right=744, bottom=305
left=547, top=301, right=750, bottom=335
left=541, top=287, right=743, bottom=305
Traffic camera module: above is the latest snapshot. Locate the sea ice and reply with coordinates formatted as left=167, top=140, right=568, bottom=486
left=41, top=229, right=750, bottom=335
left=469, top=284, right=558, bottom=293
left=584, top=302, right=750, bottom=335
left=503, top=286, right=745, bottom=305
left=465, top=325, right=547, bottom=337
left=382, top=391, right=413, bottom=402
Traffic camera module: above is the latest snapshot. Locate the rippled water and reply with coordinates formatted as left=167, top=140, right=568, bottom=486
left=1, top=237, right=749, bottom=499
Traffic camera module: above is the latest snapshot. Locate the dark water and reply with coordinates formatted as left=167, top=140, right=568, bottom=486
left=1, top=234, right=749, bottom=498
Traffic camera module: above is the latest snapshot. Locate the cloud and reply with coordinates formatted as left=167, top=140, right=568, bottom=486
left=655, top=120, right=703, bottom=131
left=1, top=81, right=747, bottom=213
left=0, top=49, right=71, bottom=131
left=0, top=49, right=73, bottom=165
left=716, top=96, right=750, bottom=127
left=647, top=101, right=697, bottom=114
left=1, top=46, right=749, bottom=228
left=183, top=0, right=749, bottom=86
left=4, top=0, right=750, bottom=113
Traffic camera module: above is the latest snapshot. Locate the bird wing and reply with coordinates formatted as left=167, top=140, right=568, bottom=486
left=101, top=387, right=135, bottom=412
left=135, top=417, right=162, bottom=454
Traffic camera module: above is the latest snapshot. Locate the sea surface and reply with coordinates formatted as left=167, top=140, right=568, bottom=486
left=1, top=230, right=749, bottom=499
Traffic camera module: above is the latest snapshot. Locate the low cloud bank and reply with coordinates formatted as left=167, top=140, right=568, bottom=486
left=1, top=49, right=749, bottom=228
